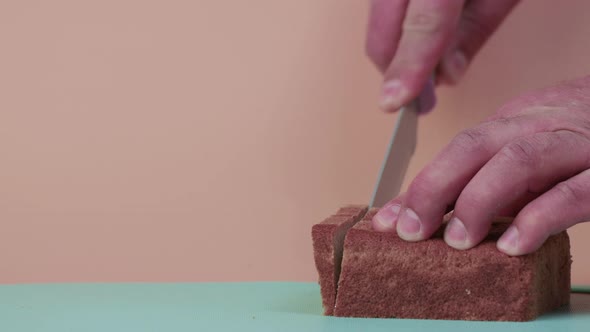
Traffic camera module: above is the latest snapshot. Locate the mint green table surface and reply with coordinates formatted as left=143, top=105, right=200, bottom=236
left=0, top=282, right=588, bottom=332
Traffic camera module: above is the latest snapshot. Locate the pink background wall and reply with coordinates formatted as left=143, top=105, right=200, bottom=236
left=0, top=0, right=589, bottom=284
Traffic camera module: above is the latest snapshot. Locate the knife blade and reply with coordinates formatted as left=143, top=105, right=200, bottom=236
left=369, top=81, right=436, bottom=208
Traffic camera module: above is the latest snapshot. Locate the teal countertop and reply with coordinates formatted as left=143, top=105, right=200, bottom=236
left=0, top=282, right=588, bottom=331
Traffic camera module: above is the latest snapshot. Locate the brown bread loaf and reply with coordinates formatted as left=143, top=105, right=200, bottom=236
left=312, top=206, right=571, bottom=321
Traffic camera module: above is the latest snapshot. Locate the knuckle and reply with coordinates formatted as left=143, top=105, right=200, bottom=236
left=449, top=128, right=489, bottom=154
left=403, top=11, right=446, bottom=34
left=554, top=181, right=588, bottom=203
left=497, top=139, right=540, bottom=168
left=456, top=192, right=487, bottom=214
left=407, top=174, right=437, bottom=198
left=516, top=210, right=552, bottom=243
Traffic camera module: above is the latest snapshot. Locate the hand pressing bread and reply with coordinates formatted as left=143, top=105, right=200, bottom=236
left=373, top=75, right=590, bottom=256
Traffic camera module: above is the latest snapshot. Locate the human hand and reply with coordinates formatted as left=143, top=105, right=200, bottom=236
left=366, top=0, right=519, bottom=112
left=371, top=75, right=590, bottom=256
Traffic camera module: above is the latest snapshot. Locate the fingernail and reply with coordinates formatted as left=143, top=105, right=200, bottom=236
left=497, top=226, right=520, bottom=255
left=444, top=217, right=468, bottom=249
left=396, top=208, right=422, bottom=241
left=380, top=80, right=409, bottom=112
left=443, top=50, right=467, bottom=83
left=372, top=204, right=401, bottom=232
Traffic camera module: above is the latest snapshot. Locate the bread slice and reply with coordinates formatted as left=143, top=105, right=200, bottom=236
left=311, top=205, right=368, bottom=315
left=312, top=206, right=572, bottom=321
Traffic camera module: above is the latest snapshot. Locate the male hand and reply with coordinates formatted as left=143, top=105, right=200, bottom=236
left=372, top=76, right=590, bottom=256
left=367, top=0, right=519, bottom=112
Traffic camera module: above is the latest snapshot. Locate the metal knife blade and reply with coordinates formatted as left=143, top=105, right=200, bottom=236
left=369, top=81, right=436, bottom=208
left=369, top=100, right=419, bottom=208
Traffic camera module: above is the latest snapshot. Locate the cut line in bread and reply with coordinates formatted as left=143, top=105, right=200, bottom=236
left=311, top=205, right=368, bottom=315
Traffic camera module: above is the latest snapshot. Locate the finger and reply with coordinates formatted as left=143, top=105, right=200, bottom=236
left=439, top=0, right=520, bottom=84
left=366, top=0, right=410, bottom=73
left=372, top=193, right=406, bottom=232
left=374, top=194, right=456, bottom=232
left=446, top=131, right=590, bottom=250
left=496, top=190, right=542, bottom=217
left=396, top=113, right=555, bottom=242
left=498, top=168, right=590, bottom=256
left=380, top=0, right=464, bottom=112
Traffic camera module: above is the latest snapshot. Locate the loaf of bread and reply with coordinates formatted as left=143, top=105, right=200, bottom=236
left=311, top=205, right=572, bottom=321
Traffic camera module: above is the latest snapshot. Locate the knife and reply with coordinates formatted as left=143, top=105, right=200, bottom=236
left=369, top=79, right=436, bottom=208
